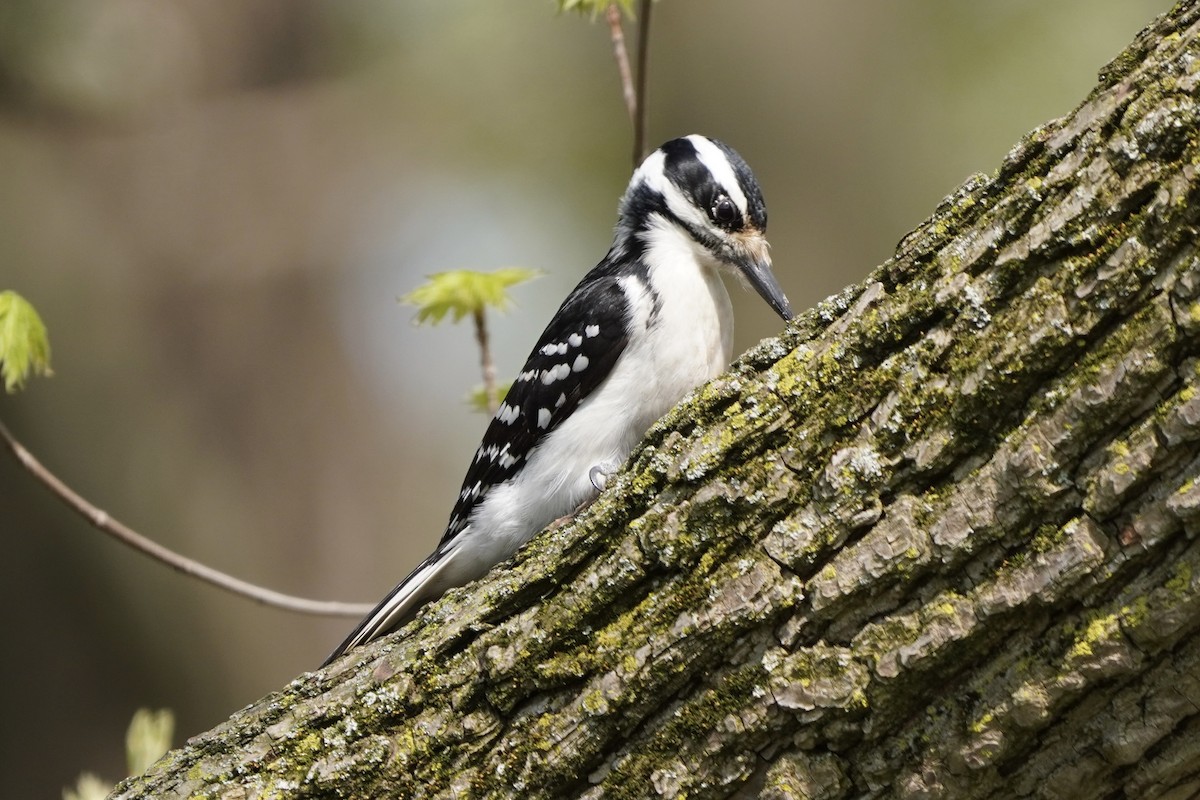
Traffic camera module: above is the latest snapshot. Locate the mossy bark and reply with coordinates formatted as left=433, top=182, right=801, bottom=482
left=113, top=4, right=1200, bottom=798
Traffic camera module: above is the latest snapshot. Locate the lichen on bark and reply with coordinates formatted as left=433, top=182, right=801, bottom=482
left=113, top=3, right=1200, bottom=798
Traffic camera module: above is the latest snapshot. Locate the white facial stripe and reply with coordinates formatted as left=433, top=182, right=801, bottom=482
left=686, top=135, right=749, bottom=220
left=632, top=149, right=667, bottom=193
left=634, top=149, right=712, bottom=234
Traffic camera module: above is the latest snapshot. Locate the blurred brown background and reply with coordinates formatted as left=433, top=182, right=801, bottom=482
left=0, top=1, right=1168, bottom=795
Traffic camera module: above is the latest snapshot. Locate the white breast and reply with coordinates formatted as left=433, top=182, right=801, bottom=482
left=630, top=214, right=735, bottom=422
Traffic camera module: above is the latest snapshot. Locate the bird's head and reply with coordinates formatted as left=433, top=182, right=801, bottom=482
left=617, top=134, right=793, bottom=321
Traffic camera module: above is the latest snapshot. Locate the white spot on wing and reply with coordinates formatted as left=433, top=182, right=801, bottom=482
left=568, top=333, right=583, bottom=347
left=496, top=403, right=514, bottom=424
left=537, top=408, right=551, bottom=429
left=572, top=354, right=589, bottom=372
left=542, top=363, right=571, bottom=384
left=585, top=325, right=600, bottom=338
left=555, top=393, right=566, bottom=409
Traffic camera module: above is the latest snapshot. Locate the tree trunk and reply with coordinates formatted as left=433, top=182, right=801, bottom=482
left=113, top=4, right=1200, bottom=798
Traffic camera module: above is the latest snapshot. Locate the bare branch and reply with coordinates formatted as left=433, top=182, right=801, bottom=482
left=473, top=308, right=499, bottom=415
left=606, top=3, right=639, bottom=167
left=0, top=418, right=373, bottom=617
left=633, top=0, right=652, bottom=163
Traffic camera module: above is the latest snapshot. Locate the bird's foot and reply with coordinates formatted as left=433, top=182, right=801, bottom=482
left=547, top=463, right=619, bottom=531
left=589, top=461, right=618, bottom=492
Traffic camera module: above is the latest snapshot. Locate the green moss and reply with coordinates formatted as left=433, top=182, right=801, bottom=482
left=1039, top=299, right=1173, bottom=451
left=1122, top=596, right=1151, bottom=629
left=1067, top=612, right=1121, bottom=660
left=1165, top=561, right=1193, bottom=596
left=1030, top=523, right=1068, bottom=554
left=772, top=347, right=814, bottom=398
left=968, top=709, right=996, bottom=736
left=850, top=614, right=921, bottom=667
left=581, top=688, right=608, bottom=715
left=933, top=601, right=959, bottom=619
left=604, top=665, right=766, bottom=795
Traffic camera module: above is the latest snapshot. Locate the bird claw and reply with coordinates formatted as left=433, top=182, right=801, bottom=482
left=589, top=462, right=616, bottom=492
left=548, top=464, right=619, bottom=531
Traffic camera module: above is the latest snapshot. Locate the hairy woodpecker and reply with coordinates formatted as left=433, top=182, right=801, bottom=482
left=323, top=135, right=792, bottom=665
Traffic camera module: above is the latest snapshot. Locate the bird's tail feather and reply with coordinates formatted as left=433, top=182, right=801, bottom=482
left=321, top=543, right=464, bottom=667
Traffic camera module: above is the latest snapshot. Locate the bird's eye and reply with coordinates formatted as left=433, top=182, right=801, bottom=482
left=711, top=195, right=737, bottom=226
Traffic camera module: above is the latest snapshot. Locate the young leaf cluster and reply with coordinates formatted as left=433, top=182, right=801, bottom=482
left=400, top=268, right=541, bottom=325
left=557, top=0, right=636, bottom=18
left=64, top=709, right=174, bottom=800
left=0, top=290, right=53, bottom=393
left=466, top=381, right=513, bottom=412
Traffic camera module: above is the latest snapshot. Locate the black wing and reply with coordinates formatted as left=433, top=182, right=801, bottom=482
left=440, top=273, right=632, bottom=544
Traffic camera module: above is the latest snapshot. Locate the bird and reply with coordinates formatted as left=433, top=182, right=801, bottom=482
left=323, top=134, right=793, bottom=666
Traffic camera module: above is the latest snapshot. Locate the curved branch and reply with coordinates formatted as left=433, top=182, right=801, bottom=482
left=634, top=0, right=652, bottom=162
left=605, top=0, right=653, bottom=167
left=606, top=3, right=639, bottom=169
left=0, top=418, right=373, bottom=617
left=472, top=308, right=499, bottom=415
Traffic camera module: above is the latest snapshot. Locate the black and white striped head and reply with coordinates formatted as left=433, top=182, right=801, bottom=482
left=618, top=134, right=793, bottom=320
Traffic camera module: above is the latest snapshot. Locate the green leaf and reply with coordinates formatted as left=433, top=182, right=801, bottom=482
left=0, top=290, right=53, bottom=393
left=557, top=0, right=636, bottom=17
left=465, top=382, right=512, bottom=414
left=399, top=268, right=541, bottom=326
left=63, top=773, right=112, bottom=800
left=63, top=708, right=174, bottom=800
left=126, top=708, right=174, bottom=775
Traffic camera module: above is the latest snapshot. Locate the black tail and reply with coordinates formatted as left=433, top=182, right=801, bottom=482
left=320, top=545, right=459, bottom=667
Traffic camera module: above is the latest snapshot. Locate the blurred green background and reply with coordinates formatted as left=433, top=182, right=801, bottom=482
left=0, top=1, right=1169, bottom=795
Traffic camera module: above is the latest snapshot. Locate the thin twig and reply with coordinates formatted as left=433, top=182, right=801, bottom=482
left=0, top=417, right=373, bottom=617
left=474, top=308, right=499, bottom=415
left=633, top=0, right=652, bottom=164
left=606, top=3, right=639, bottom=167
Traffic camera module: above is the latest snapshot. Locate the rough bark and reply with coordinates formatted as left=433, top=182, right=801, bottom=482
left=113, top=4, right=1200, bottom=799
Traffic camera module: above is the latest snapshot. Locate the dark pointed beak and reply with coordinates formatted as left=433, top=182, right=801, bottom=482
left=730, top=232, right=793, bottom=321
